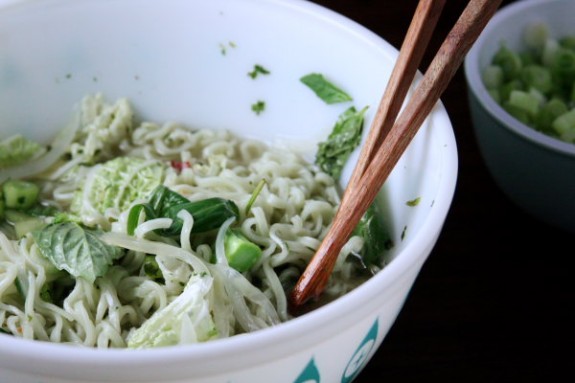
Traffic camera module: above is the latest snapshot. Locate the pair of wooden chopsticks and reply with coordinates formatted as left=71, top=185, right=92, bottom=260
left=290, top=0, right=503, bottom=308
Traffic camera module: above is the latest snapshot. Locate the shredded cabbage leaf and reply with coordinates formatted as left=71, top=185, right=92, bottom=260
left=127, top=273, right=217, bottom=348
left=70, top=157, right=166, bottom=219
left=0, top=135, right=44, bottom=169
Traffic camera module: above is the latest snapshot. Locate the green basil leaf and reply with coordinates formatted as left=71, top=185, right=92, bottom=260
left=315, top=105, right=392, bottom=266
left=162, top=197, right=240, bottom=235
left=300, top=73, right=353, bottom=104
left=134, top=186, right=240, bottom=236
left=315, top=106, right=368, bottom=180
left=148, top=185, right=188, bottom=216
left=248, top=64, right=270, bottom=79
left=352, top=204, right=393, bottom=267
left=143, top=255, right=164, bottom=283
left=32, top=222, right=123, bottom=283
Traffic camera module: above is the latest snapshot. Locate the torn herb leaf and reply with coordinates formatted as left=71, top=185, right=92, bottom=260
left=143, top=255, right=165, bottom=283
left=352, top=204, right=393, bottom=267
left=32, top=222, right=124, bottom=283
left=248, top=65, right=270, bottom=79
left=315, top=105, right=392, bottom=268
left=219, top=41, right=236, bottom=55
left=251, top=101, right=266, bottom=115
left=300, top=73, right=353, bottom=104
left=406, top=197, right=421, bottom=207
left=127, top=185, right=240, bottom=237
left=315, top=106, right=368, bottom=180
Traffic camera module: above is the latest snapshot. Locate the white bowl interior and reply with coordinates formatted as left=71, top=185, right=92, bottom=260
left=0, top=0, right=458, bottom=381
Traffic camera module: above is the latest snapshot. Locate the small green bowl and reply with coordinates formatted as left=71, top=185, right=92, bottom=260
left=464, top=0, right=575, bottom=232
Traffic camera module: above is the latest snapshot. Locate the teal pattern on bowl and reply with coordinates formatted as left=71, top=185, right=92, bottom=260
left=293, top=319, right=379, bottom=383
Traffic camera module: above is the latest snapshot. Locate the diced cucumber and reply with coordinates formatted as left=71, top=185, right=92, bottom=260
left=535, top=98, right=569, bottom=133
left=552, top=109, right=575, bottom=142
left=2, top=180, right=40, bottom=210
left=493, top=44, right=523, bottom=81
left=4, top=209, right=33, bottom=223
left=520, top=65, right=552, bottom=94
left=523, top=22, right=549, bottom=51
left=14, top=218, right=46, bottom=239
left=483, top=22, right=575, bottom=144
left=482, top=65, right=504, bottom=89
left=224, top=229, right=262, bottom=273
left=508, top=90, right=540, bottom=118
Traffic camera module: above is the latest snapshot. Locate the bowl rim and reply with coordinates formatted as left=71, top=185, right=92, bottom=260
left=464, top=0, right=575, bottom=159
left=0, top=0, right=458, bottom=377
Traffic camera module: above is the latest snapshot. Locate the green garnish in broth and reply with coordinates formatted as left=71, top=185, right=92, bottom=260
left=251, top=100, right=266, bottom=115
left=315, top=106, right=368, bottom=180
left=315, top=104, right=392, bottom=269
left=300, top=73, right=353, bottom=104
left=248, top=64, right=270, bottom=79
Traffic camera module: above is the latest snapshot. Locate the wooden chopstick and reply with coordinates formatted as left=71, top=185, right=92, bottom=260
left=290, top=0, right=503, bottom=308
left=344, top=0, right=446, bottom=199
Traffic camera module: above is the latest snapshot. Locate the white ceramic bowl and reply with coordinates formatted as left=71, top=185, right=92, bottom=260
left=0, top=0, right=458, bottom=382
left=464, top=0, right=575, bottom=232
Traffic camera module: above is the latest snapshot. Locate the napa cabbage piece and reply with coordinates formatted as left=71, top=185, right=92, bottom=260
left=0, top=115, right=79, bottom=184
left=0, top=135, right=45, bottom=169
left=73, top=95, right=134, bottom=163
left=70, top=157, right=166, bottom=218
left=127, top=273, right=218, bottom=348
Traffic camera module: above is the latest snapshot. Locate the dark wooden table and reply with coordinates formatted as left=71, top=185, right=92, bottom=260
left=309, top=1, right=574, bottom=382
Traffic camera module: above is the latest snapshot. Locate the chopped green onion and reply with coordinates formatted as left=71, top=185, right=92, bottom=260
left=550, top=48, right=575, bottom=98
left=542, top=39, right=561, bottom=67
left=508, top=90, right=540, bottom=118
left=492, top=44, right=523, bottom=81
left=520, top=65, right=552, bottom=93
left=483, top=23, right=575, bottom=144
left=560, top=36, right=575, bottom=51
left=482, top=65, right=504, bottom=89
left=535, top=98, right=569, bottom=133
left=523, top=22, right=549, bottom=51
left=552, top=109, right=575, bottom=142
left=143, top=255, right=164, bottom=283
